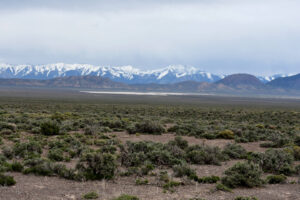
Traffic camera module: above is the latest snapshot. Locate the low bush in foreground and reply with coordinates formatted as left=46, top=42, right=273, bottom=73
left=260, top=149, right=294, bottom=175
left=127, top=121, right=164, bottom=135
left=222, top=143, right=247, bottom=159
left=76, top=152, right=117, bottom=180
left=266, top=174, right=287, bottom=184
left=217, top=130, right=234, bottom=139
left=234, top=197, right=258, bottom=200
left=113, top=194, right=139, bottom=200
left=40, top=121, right=60, bottom=136
left=0, top=174, right=16, bottom=186
left=215, top=183, right=232, bottom=192
left=83, top=191, right=99, bottom=199
left=221, top=162, right=263, bottom=188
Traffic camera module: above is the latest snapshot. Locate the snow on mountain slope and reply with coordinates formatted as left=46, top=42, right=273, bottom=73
left=1, top=63, right=291, bottom=84
left=258, top=74, right=295, bottom=83
left=0, top=63, right=223, bottom=84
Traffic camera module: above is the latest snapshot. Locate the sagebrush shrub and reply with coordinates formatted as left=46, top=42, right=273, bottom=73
left=113, top=194, right=139, bottom=200
left=76, top=152, right=117, bottom=180
left=127, top=120, right=164, bottom=135
left=222, top=143, right=247, bottom=159
left=266, top=174, right=287, bottom=184
left=221, top=162, right=264, bottom=188
left=185, top=145, right=224, bottom=165
left=172, top=164, right=197, bottom=180
left=83, top=191, right=99, bottom=199
left=218, top=130, right=234, bottom=139
left=260, top=149, right=294, bottom=175
left=234, top=197, right=258, bottom=200
left=0, top=174, right=16, bottom=186
left=40, top=121, right=60, bottom=136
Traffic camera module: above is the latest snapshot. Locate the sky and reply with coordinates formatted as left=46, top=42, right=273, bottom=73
left=0, top=0, right=299, bottom=75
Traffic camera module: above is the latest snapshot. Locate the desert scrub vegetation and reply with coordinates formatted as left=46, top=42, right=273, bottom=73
left=265, top=174, right=287, bottom=184
left=234, top=197, right=258, bottom=200
left=121, top=137, right=230, bottom=170
left=127, top=120, right=165, bottom=135
left=0, top=97, right=300, bottom=195
left=113, top=194, right=139, bottom=200
left=221, top=162, right=264, bottom=188
left=40, top=121, right=60, bottom=135
left=82, top=191, right=99, bottom=199
left=0, top=174, right=16, bottom=186
left=249, top=149, right=295, bottom=175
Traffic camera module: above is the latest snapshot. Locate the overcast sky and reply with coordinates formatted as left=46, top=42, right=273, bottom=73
left=0, top=0, right=299, bottom=75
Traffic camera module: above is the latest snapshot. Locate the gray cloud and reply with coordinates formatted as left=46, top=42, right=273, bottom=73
left=0, top=0, right=299, bottom=75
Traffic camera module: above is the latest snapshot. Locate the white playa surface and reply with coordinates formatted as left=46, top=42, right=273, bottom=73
left=80, top=91, right=210, bottom=96
left=80, top=91, right=300, bottom=99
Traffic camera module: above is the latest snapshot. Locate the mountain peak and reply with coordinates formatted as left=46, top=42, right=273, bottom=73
left=0, top=63, right=222, bottom=84
left=217, top=73, right=264, bottom=88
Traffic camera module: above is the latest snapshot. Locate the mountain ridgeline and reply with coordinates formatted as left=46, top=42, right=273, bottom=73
left=0, top=73, right=299, bottom=96
left=0, top=63, right=291, bottom=84
left=0, top=63, right=299, bottom=95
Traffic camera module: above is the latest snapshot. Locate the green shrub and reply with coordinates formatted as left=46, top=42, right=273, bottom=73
left=83, top=191, right=99, bottom=199
left=127, top=121, right=164, bottom=135
left=84, top=126, right=97, bottom=135
left=168, top=136, right=188, bottom=149
left=40, top=121, right=60, bottom=136
left=159, top=171, right=170, bottom=183
left=2, top=146, right=14, bottom=159
left=294, top=135, right=300, bottom=146
left=163, top=180, right=182, bottom=190
left=197, top=176, right=220, bottom=184
left=23, top=160, right=55, bottom=176
left=260, top=133, right=291, bottom=148
left=113, top=194, right=139, bottom=200
left=0, top=129, right=13, bottom=135
left=76, top=152, right=117, bottom=180
left=135, top=178, right=148, bottom=185
left=121, top=141, right=182, bottom=167
left=218, top=130, right=234, bottom=139
left=260, top=149, right=294, bottom=175
left=234, top=197, right=258, bottom=200
left=221, top=162, right=264, bottom=188
left=0, top=156, right=12, bottom=173
left=295, top=165, right=300, bottom=175
left=222, top=143, right=247, bottom=159
left=0, top=174, right=16, bottom=186
left=266, top=174, right=287, bottom=184
left=0, top=122, right=16, bottom=132
left=11, top=161, right=24, bottom=172
left=292, top=146, right=300, bottom=160
left=185, top=145, right=224, bottom=165
left=48, top=149, right=64, bottom=161
left=172, top=164, right=197, bottom=180
left=140, top=162, right=155, bottom=175
left=215, top=183, right=232, bottom=192
left=13, top=141, right=42, bottom=158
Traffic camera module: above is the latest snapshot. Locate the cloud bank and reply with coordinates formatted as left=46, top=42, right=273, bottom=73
left=0, top=0, right=299, bottom=75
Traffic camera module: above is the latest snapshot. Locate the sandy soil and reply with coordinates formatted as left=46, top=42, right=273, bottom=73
left=0, top=172, right=299, bottom=200
left=1, top=132, right=298, bottom=200
left=110, top=132, right=267, bottom=153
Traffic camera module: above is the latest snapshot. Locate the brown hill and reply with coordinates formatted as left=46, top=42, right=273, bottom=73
left=217, top=74, right=264, bottom=89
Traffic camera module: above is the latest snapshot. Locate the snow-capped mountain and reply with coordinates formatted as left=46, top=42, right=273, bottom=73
left=0, top=63, right=292, bottom=84
left=258, top=74, right=294, bottom=83
left=0, top=63, right=223, bottom=84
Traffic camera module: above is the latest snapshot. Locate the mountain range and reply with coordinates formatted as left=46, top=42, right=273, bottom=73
left=0, top=63, right=291, bottom=84
left=0, top=63, right=299, bottom=95
left=1, top=73, right=299, bottom=95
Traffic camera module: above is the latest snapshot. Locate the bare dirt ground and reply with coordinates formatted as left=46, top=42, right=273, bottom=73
left=0, top=132, right=298, bottom=200
left=110, top=132, right=267, bottom=153
left=0, top=172, right=299, bottom=200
